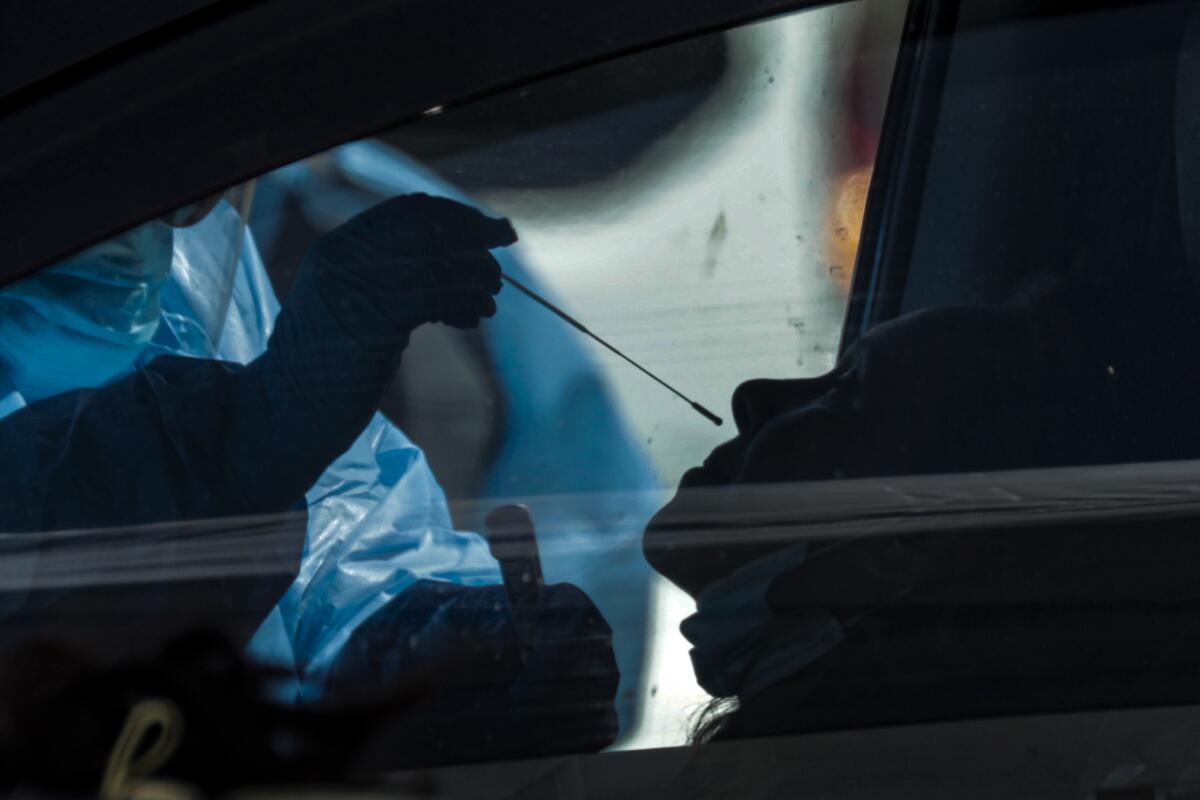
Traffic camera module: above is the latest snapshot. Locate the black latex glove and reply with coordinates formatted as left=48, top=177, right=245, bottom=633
left=230, top=194, right=516, bottom=512
left=328, top=579, right=620, bottom=770
left=296, top=193, right=514, bottom=341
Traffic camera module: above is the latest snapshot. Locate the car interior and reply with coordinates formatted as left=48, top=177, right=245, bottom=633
left=3, top=0, right=1200, bottom=797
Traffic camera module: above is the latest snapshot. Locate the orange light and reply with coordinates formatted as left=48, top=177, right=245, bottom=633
left=825, top=165, right=873, bottom=293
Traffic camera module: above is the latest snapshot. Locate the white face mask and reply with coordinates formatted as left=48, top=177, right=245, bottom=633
left=680, top=542, right=843, bottom=698
left=0, top=220, right=175, bottom=403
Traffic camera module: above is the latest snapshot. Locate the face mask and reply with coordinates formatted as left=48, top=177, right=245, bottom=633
left=680, top=542, right=843, bottom=699
left=0, top=221, right=174, bottom=403
left=153, top=199, right=252, bottom=360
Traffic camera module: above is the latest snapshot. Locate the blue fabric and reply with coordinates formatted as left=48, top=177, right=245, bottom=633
left=0, top=220, right=175, bottom=404
left=0, top=204, right=501, bottom=697
left=1, top=173, right=660, bottom=730
left=254, top=142, right=663, bottom=729
left=169, top=209, right=503, bottom=694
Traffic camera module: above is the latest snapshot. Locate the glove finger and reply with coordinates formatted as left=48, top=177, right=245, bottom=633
left=449, top=295, right=498, bottom=328
left=374, top=252, right=500, bottom=299
left=440, top=251, right=503, bottom=294
left=479, top=294, right=499, bottom=319
left=434, top=292, right=497, bottom=329
left=352, top=194, right=518, bottom=255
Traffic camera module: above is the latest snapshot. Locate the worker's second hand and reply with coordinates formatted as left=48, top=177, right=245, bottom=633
left=499, top=272, right=724, bottom=426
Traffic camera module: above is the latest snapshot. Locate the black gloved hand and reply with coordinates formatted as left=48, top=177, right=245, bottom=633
left=300, top=193, right=515, bottom=341
left=327, top=579, right=620, bottom=769
left=230, top=195, right=516, bottom=512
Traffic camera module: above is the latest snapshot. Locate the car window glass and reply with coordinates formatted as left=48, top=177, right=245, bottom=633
left=0, top=0, right=904, bottom=787
left=249, top=0, right=904, bottom=749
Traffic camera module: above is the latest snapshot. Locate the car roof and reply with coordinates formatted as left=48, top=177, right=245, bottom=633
left=0, top=0, right=818, bottom=287
left=0, top=1, right=226, bottom=101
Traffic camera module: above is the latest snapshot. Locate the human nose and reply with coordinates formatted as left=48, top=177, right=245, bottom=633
left=731, top=378, right=798, bottom=440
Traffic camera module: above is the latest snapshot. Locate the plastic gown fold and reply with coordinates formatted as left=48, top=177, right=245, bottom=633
left=0, top=202, right=501, bottom=694
left=252, top=143, right=663, bottom=726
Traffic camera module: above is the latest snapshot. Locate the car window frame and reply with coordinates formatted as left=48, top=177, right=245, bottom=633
left=0, top=0, right=843, bottom=289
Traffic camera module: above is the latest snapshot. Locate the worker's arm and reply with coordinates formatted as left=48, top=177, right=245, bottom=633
left=0, top=194, right=514, bottom=532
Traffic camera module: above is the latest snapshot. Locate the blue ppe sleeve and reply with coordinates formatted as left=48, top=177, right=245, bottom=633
left=0, top=200, right=508, bottom=694
left=274, top=145, right=663, bottom=727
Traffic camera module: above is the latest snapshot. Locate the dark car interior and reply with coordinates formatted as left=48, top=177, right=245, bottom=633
left=4, top=0, right=1200, bottom=797
left=736, top=0, right=1200, bottom=731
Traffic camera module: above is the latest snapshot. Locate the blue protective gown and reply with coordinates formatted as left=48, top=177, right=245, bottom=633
left=1, top=169, right=658, bottom=729
left=0, top=204, right=501, bottom=696
left=253, top=144, right=663, bottom=727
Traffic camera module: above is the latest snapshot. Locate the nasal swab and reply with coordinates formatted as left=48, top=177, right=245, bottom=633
left=500, top=272, right=724, bottom=426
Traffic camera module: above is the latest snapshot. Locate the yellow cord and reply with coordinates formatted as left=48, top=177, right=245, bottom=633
left=98, top=696, right=399, bottom=799
left=100, top=697, right=198, bottom=800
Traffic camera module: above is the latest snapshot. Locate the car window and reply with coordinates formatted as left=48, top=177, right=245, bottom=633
left=13, top=0, right=1200, bottom=794
left=258, top=2, right=903, bottom=492
left=0, top=0, right=905, bottom=790
left=660, top=0, right=1200, bottom=768
left=248, top=0, right=904, bottom=750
